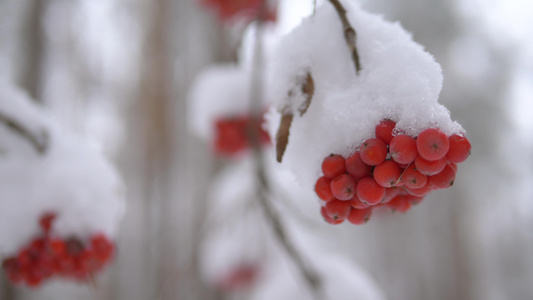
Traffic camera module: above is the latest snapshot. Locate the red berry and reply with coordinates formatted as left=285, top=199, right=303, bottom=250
left=39, top=213, right=56, bottom=233
left=375, top=119, right=396, bottom=144
left=214, top=117, right=246, bottom=155
left=401, top=164, right=428, bottom=189
left=373, top=160, right=402, bottom=187
left=416, top=128, right=449, bottom=161
left=345, top=151, right=373, bottom=179
left=429, top=164, right=456, bottom=189
left=349, top=194, right=370, bottom=209
left=449, top=162, right=458, bottom=172
left=356, top=177, right=386, bottom=205
left=386, top=195, right=411, bottom=213
left=90, top=234, right=114, bottom=262
left=382, top=187, right=402, bottom=203
left=330, top=174, right=357, bottom=200
left=446, top=134, right=471, bottom=163
left=325, top=200, right=351, bottom=221
left=389, top=135, right=417, bottom=164
left=414, top=155, right=446, bottom=175
left=321, top=154, right=347, bottom=178
left=347, top=208, right=372, bottom=225
left=405, top=181, right=433, bottom=197
left=315, top=176, right=335, bottom=202
left=320, top=207, right=343, bottom=225
left=407, top=195, right=425, bottom=205
left=359, top=138, right=388, bottom=165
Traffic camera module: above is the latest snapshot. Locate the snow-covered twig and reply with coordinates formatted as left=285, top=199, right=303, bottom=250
left=247, top=4, right=324, bottom=299
left=328, top=0, right=361, bottom=74
left=0, top=110, right=48, bottom=154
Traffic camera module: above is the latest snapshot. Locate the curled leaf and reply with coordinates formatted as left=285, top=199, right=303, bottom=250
left=275, top=72, right=314, bottom=162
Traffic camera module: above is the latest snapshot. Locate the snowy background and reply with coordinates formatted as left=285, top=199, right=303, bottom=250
left=0, top=0, right=532, bottom=299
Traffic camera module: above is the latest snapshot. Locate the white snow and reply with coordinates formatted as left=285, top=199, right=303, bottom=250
left=266, top=1, right=464, bottom=188
left=0, top=81, right=125, bottom=256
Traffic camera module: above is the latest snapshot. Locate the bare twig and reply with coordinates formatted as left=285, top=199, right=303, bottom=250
left=246, top=3, right=323, bottom=299
left=0, top=111, right=48, bottom=154
left=329, top=0, right=361, bottom=74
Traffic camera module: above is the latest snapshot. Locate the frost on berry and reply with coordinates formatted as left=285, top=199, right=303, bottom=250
left=356, top=177, right=386, bottom=205
left=375, top=119, right=396, bottom=144
left=446, top=134, right=471, bottom=163
left=429, top=163, right=456, bottom=189
left=405, top=181, right=434, bottom=197
left=345, top=152, right=373, bottom=179
left=389, top=135, right=418, bottom=164
left=321, top=205, right=344, bottom=225
left=330, top=174, right=357, bottom=200
left=349, top=194, right=370, bottom=209
left=359, top=138, right=388, bottom=166
left=325, top=200, right=351, bottom=222
left=321, top=154, right=347, bottom=178
left=373, top=160, right=402, bottom=188
left=401, top=164, right=428, bottom=189
left=386, top=195, right=412, bottom=213
left=416, top=128, right=450, bottom=161
left=347, top=208, right=372, bottom=225
left=414, top=155, right=447, bottom=176
left=315, top=176, right=335, bottom=202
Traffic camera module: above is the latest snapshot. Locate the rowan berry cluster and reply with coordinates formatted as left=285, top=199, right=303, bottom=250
left=199, top=0, right=277, bottom=23
left=316, top=120, right=471, bottom=225
left=2, top=213, right=115, bottom=287
left=214, top=115, right=271, bottom=156
left=216, top=263, right=259, bottom=292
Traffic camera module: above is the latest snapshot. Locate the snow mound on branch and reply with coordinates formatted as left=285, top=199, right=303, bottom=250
left=188, top=64, right=254, bottom=142
left=0, top=82, right=125, bottom=255
left=266, top=2, right=464, bottom=188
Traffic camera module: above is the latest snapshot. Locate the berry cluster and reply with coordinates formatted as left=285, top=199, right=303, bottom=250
left=316, top=120, right=471, bottom=225
left=2, top=213, right=115, bottom=287
left=216, top=263, right=259, bottom=292
left=214, top=115, right=271, bottom=156
left=199, top=0, right=277, bottom=23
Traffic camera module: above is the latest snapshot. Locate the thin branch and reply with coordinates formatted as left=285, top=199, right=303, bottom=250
left=329, top=0, right=361, bottom=74
left=246, top=4, right=324, bottom=299
left=313, top=0, right=317, bottom=16
left=0, top=111, right=48, bottom=154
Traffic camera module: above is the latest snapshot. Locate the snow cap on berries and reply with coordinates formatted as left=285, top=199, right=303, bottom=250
left=266, top=2, right=464, bottom=187
left=0, top=82, right=125, bottom=255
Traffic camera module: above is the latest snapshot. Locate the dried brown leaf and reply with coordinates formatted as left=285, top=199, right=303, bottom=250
left=298, top=73, right=315, bottom=116
left=275, top=113, right=293, bottom=163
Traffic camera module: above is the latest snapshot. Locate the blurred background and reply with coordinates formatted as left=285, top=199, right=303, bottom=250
left=0, top=0, right=532, bottom=299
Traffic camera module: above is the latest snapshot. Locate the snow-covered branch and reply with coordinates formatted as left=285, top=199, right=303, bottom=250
left=0, top=110, right=48, bottom=154
left=329, top=0, right=361, bottom=74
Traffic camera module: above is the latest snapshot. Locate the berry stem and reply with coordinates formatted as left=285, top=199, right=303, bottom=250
left=247, top=8, right=324, bottom=300
left=395, top=162, right=412, bottom=186
left=328, top=0, right=361, bottom=75
left=0, top=110, right=49, bottom=154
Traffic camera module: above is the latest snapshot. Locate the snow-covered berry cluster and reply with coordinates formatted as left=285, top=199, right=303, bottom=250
left=214, top=114, right=271, bottom=156
left=316, top=120, right=471, bottom=225
left=199, top=0, right=277, bottom=23
left=2, top=213, right=114, bottom=287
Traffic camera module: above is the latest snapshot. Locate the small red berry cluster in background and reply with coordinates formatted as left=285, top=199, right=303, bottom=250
left=316, top=119, right=471, bottom=225
left=215, top=263, right=259, bottom=292
left=199, top=0, right=277, bottom=23
left=1, top=213, right=115, bottom=287
left=214, top=115, right=271, bottom=156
